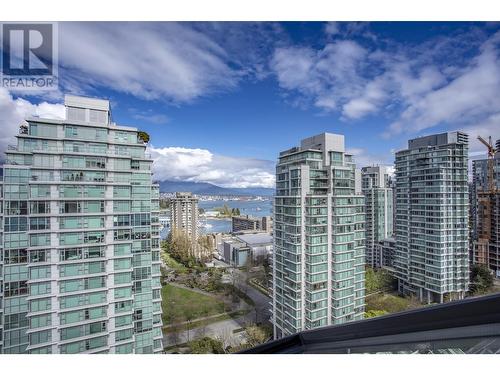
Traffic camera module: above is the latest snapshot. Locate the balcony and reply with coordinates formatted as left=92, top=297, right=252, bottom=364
left=241, top=293, right=500, bottom=354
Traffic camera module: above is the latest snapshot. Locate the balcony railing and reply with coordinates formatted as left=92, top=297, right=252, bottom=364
left=241, top=292, right=500, bottom=354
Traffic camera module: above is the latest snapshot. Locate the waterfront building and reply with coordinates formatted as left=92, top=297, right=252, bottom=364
left=231, top=215, right=272, bottom=233
left=169, top=192, right=198, bottom=242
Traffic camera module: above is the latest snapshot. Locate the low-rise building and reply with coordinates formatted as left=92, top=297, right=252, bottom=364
left=231, top=215, right=272, bottom=233
left=221, top=232, right=273, bottom=267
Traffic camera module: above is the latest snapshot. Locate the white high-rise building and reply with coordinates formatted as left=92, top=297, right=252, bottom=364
left=394, top=131, right=469, bottom=303
left=0, top=95, right=163, bottom=353
left=272, top=133, right=365, bottom=339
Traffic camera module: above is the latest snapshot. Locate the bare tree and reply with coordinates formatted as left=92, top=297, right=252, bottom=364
left=217, top=327, right=234, bottom=352
left=169, top=316, right=182, bottom=347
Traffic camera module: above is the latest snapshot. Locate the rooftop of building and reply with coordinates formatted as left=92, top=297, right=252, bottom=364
left=25, top=94, right=140, bottom=132
left=406, top=131, right=469, bottom=150
left=236, top=233, right=273, bottom=245
left=172, top=192, right=197, bottom=199
left=232, top=215, right=262, bottom=221
left=279, top=132, right=346, bottom=157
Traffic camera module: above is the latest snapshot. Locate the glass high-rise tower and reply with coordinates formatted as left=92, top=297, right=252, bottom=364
left=394, top=131, right=469, bottom=303
left=361, top=166, right=394, bottom=268
left=272, top=133, right=365, bottom=340
left=0, top=95, right=163, bottom=354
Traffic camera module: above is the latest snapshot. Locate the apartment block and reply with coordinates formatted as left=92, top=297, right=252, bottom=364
left=361, top=166, right=393, bottom=268
left=232, top=215, right=272, bottom=233
left=169, top=192, right=199, bottom=242
left=394, top=132, right=469, bottom=303
left=272, top=133, right=365, bottom=339
left=0, top=95, right=163, bottom=354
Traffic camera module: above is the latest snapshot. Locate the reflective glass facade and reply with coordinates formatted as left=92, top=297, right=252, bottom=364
left=0, top=95, right=162, bottom=354
left=272, top=133, right=365, bottom=339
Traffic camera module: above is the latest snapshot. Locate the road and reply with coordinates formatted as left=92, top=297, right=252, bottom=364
left=230, top=267, right=271, bottom=324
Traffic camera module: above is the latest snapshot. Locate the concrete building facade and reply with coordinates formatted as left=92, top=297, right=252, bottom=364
left=169, top=192, right=198, bottom=239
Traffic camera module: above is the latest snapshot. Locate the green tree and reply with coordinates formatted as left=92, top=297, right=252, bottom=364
left=137, top=130, right=150, bottom=143
left=166, top=230, right=196, bottom=265
left=245, top=324, right=272, bottom=347
left=470, top=264, right=494, bottom=295
left=365, top=267, right=394, bottom=294
left=188, top=337, right=224, bottom=354
left=365, top=310, right=388, bottom=319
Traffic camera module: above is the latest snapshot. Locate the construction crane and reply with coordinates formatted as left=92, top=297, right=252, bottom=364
left=477, top=135, right=497, bottom=193
left=474, top=135, right=498, bottom=267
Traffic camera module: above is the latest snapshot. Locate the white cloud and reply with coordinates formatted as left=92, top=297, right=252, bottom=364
left=149, top=146, right=275, bottom=188
left=384, top=32, right=500, bottom=138
left=342, top=76, right=388, bottom=119
left=271, top=40, right=368, bottom=113
left=0, top=88, right=64, bottom=157
left=325, top=22, right=340, bottom=36
left=459, top=113, right=500, bottom=154
left=271, top=26, right=500, bottom=149
left=59, top=23, right=240, bottom=103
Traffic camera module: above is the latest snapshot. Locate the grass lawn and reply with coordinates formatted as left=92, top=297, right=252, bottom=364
left=366, top=293, right=422, bottom=314
left=161, top=284, right=226, bottom=325
left=161, top=251, right=188, bottom=273
left=162, top=309, right=249, bottom=334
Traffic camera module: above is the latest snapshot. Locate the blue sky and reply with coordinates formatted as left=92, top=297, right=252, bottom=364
left=1, top=22, right=499, bottom=187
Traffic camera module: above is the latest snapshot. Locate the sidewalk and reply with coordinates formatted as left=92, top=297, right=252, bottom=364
left=163, top=311, right=237, bottom=330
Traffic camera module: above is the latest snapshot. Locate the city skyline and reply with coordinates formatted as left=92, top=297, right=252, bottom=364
left=1, top=22, right=499, bottom=189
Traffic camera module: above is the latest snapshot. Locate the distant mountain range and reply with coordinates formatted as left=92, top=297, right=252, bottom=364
left=158, top=180, right=275, bottom=197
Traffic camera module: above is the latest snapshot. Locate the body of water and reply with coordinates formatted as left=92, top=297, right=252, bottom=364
left=199, top=199, right=272, bottom=217
left=161, top=199, right=273, bottom=238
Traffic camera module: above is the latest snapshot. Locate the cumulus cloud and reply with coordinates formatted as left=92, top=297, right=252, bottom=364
left=271, top=40, right=368, bottom=113
left=0, top=88, right=65, bottom=157
left=271, top=25, right=500, bottom=148
left=149, top=146, right=275, bottom=188
left=384, top=31, right=500, bottom=138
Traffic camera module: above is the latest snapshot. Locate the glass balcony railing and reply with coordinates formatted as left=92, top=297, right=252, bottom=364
left=241, top=292, right=500, bottom=354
